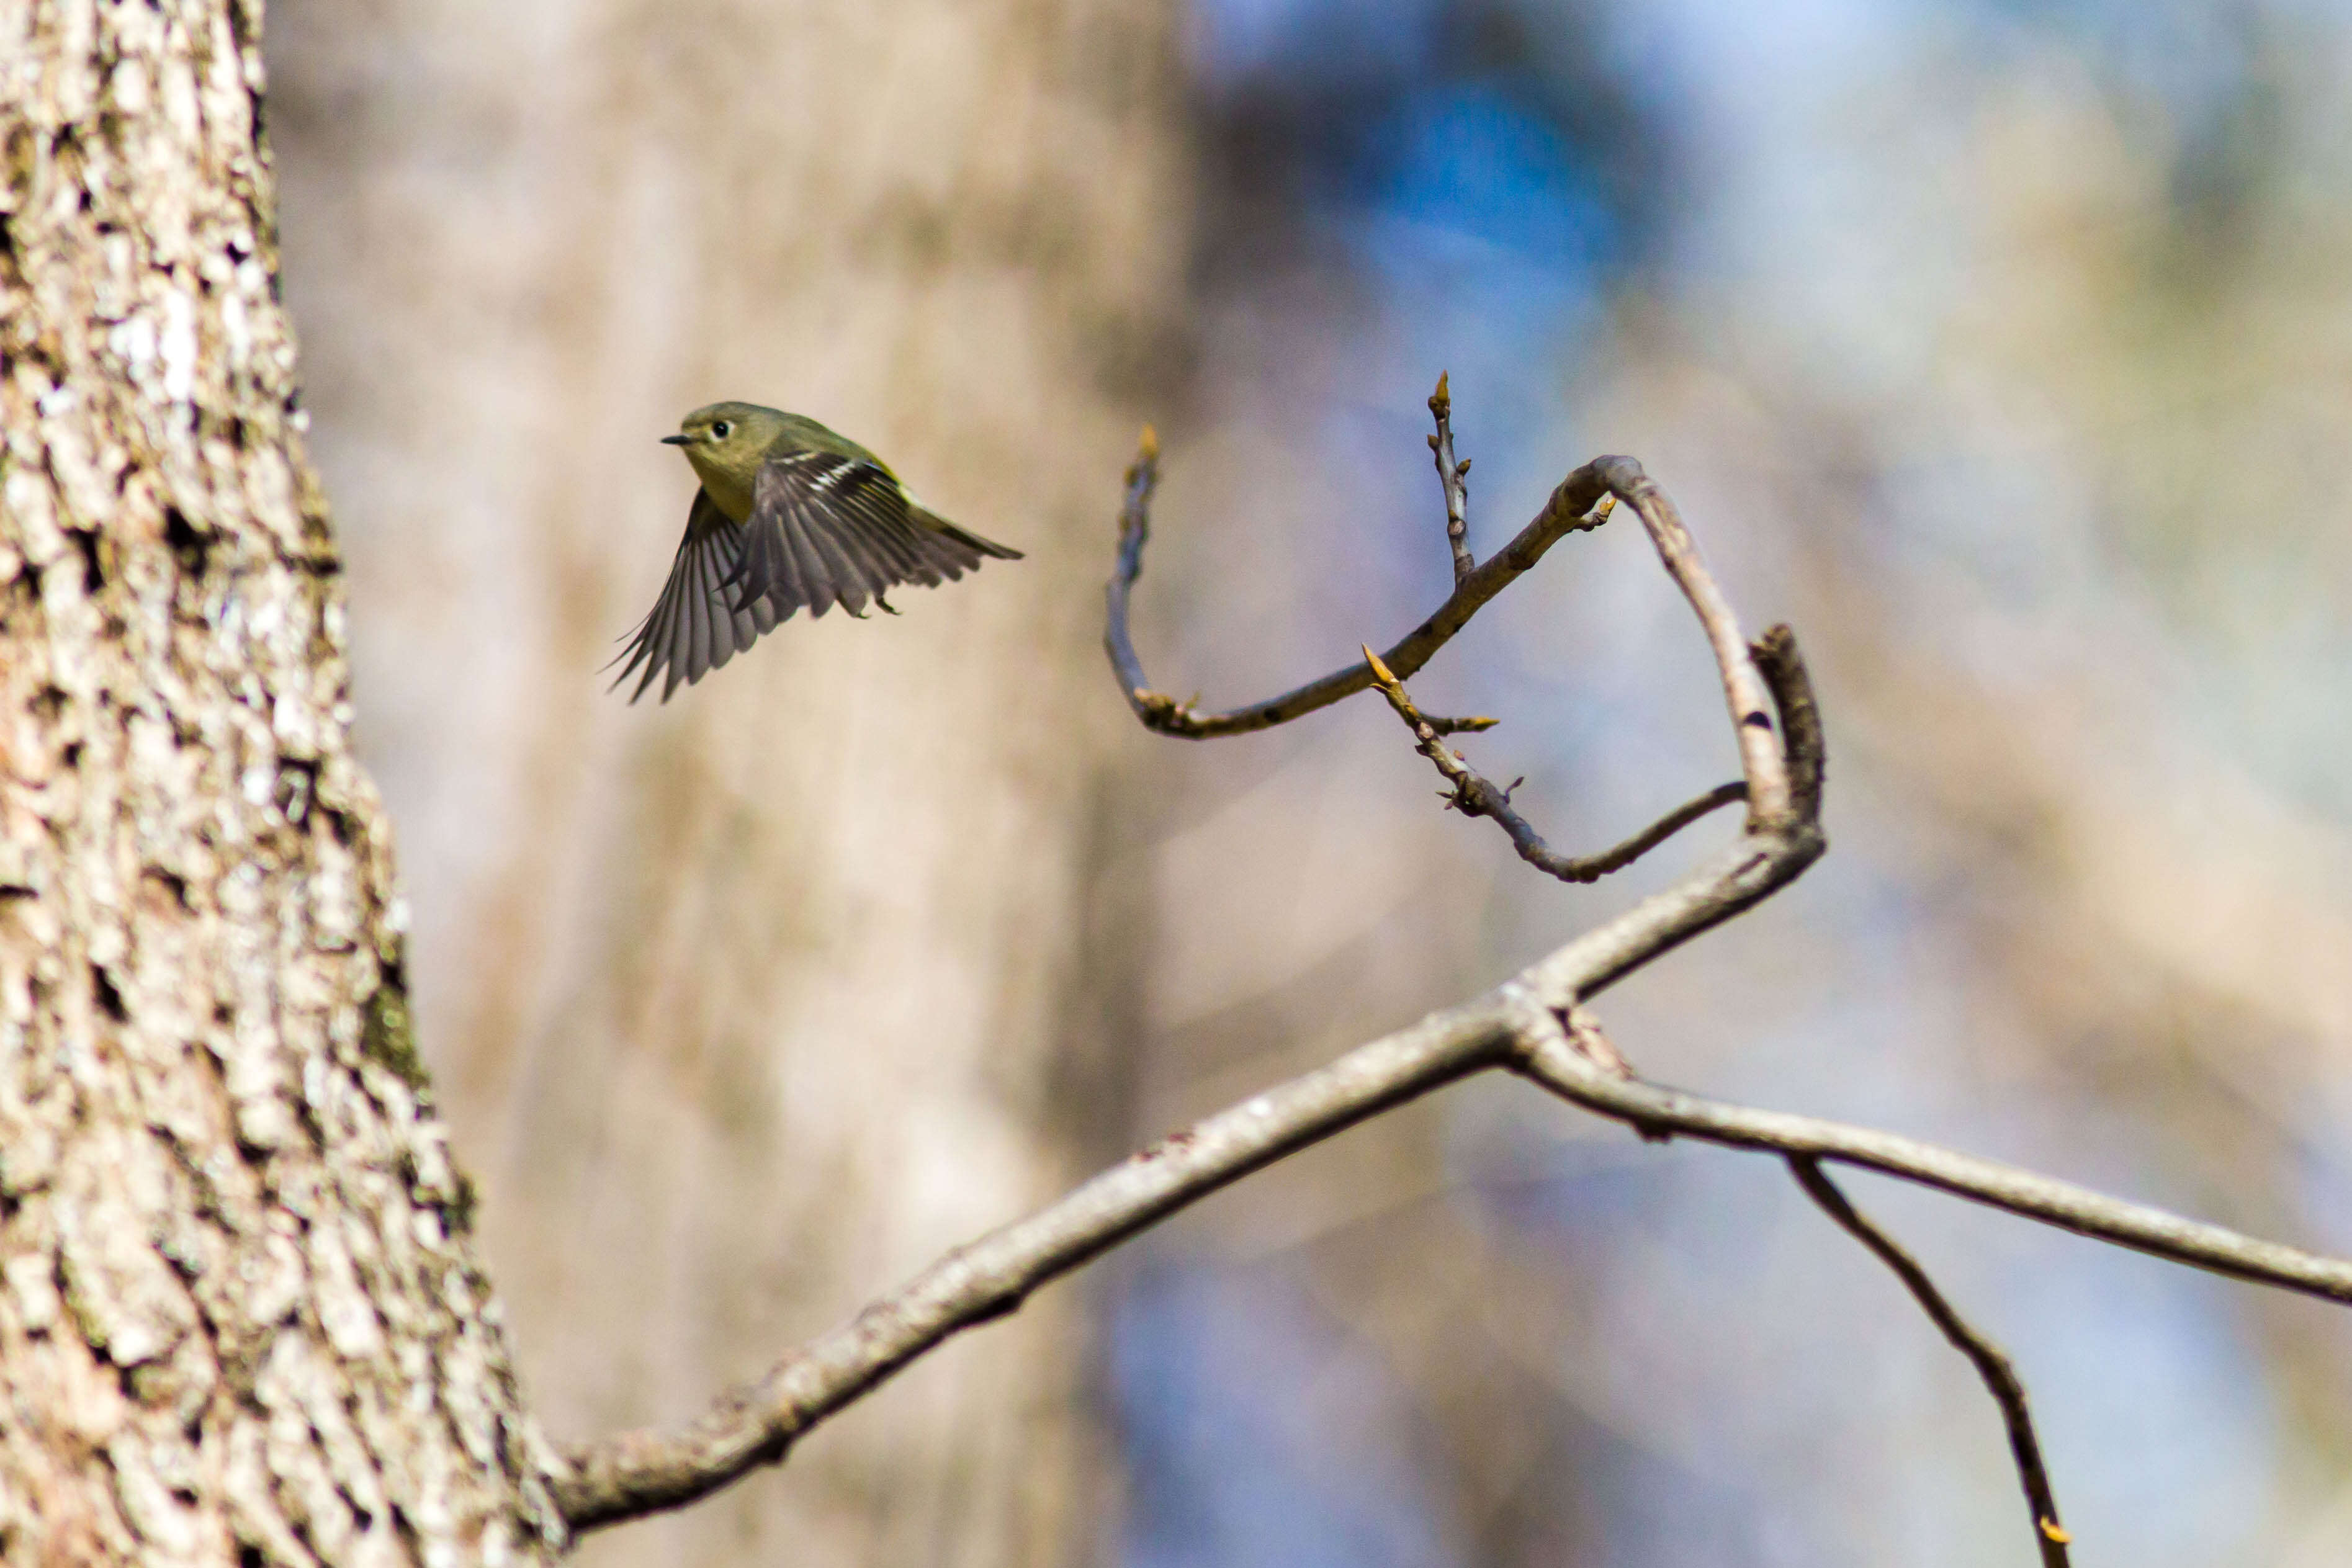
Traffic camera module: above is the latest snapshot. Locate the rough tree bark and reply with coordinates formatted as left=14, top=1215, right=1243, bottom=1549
left=0, top=2, right=564, bottom=1564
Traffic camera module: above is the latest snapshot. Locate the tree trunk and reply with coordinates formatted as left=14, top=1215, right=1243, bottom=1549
left=1, top=0, right=1183, bottom=1557
left=57, top=1, right=1186, bottom=1566
left=0, top=4, right=563, bottom=1563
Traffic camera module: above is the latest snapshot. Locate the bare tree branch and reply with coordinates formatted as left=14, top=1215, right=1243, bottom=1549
left=1507, top=1019, right=2352, bottom=1302
left=1592, top=456, right=1794, bottom=825
left=554, top=969, right=2352, bottom=1531
left=557, top=433, right=1827, bottom=1529
left=1751, top=622, right=1825, bottom=823
left=1791, top=1156, right=2071, bottom=1568
left=552, top=1002, right=1518, bottom=1528
left=551, top=415, right=2352, bottom=1546
left=1364, top=643, right=1748, bottom=883
left=1104, top=430, right=1610, bottom=738
left=561, top=436, right=1818, bottom=1528
left=1429, top=370, right=1475, bottom=586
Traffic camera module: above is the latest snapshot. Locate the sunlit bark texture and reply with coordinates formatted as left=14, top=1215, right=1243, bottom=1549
left=0, top=5, right=562, bottom=1562
left=266, top=2, right=1185, bottom=1565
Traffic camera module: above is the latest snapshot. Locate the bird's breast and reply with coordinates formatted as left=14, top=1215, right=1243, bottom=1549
left=686, top=452, right=757, bottom=522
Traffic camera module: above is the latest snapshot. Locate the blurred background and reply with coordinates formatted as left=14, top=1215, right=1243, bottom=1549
left=267, top=1, right=2352, bottom=1564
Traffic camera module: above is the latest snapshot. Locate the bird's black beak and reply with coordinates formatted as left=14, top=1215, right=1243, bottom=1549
left=659, top=434, right=691, bottom=446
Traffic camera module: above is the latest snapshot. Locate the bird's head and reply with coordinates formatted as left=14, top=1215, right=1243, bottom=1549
left=663, top=402, right=787, bottom=507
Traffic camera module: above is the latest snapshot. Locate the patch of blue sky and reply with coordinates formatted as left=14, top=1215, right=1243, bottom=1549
left=1324, top=84, right=1632, bottom=720
left=1342, top=84, right=1621, bottom=320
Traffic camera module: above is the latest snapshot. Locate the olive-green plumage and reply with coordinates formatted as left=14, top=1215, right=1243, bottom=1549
left=611, top=401, right=1021, bottom=702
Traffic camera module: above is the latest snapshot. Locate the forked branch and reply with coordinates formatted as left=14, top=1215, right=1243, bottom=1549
left=1364, top=643, right=1748, bottom=884
left=1103, top=413, right=1609, bottom=739
left=552, top=390, right=2352, bottom=1567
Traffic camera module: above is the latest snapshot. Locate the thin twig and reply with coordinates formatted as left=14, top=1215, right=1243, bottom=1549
left=1422, top=711, right=1502, bottom=737
left=1790, top=1157, right=2071, bottom=1568
left=1429, top=371, right=1474, bottom=587
left=1103, top=429, right=1614, bottom=738
left=1504, top=1016, right=2352, bottom=1302
left=1363, top=644, right=1746, bottom=884
left=1102, top=424, right=1172, bottom=725
left=1517, top=624, right=1826, bottom=1005
left=1751, top=624, right=1824, bottom=823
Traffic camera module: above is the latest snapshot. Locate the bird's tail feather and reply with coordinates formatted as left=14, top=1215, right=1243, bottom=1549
left=914, top=506, right=1023, bottom=560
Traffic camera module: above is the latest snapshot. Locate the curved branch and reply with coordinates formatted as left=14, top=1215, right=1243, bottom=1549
left=1364, top=643, right=1748, bottom=883
left=1103, top=432, right=1614, bottom=738
left=1589, top=459, right=1792, bottom=823
left=562, top=433, right=1834, bottom=1531
left=551, top=419, right=2352, bottom=1549
left=553, top=603, right=2351, bottom=1528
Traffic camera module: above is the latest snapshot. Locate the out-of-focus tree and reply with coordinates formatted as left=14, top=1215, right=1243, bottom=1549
left=263, top=1, right=1188, bottom=1565
left=1111, top=3, right=2352, bottom=1565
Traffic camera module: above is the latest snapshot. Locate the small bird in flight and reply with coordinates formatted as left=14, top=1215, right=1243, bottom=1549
left=611, top=401, right=1022, bottom=702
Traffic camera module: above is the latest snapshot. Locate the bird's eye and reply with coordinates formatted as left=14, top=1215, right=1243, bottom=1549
left=711, top=420, right=732, bottom=439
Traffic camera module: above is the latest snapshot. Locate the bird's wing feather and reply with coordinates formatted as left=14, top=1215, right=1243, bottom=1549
left=732, top=450, right=1020, bottom=617
left=611, top=450, right=1028, bottom=704
left=609, top=488, right=783, bottom=704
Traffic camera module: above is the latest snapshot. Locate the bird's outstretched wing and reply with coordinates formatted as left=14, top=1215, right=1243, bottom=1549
left=608, top=489, right=781, bottom=704
left=729, top=449, right=1021, bottom=620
